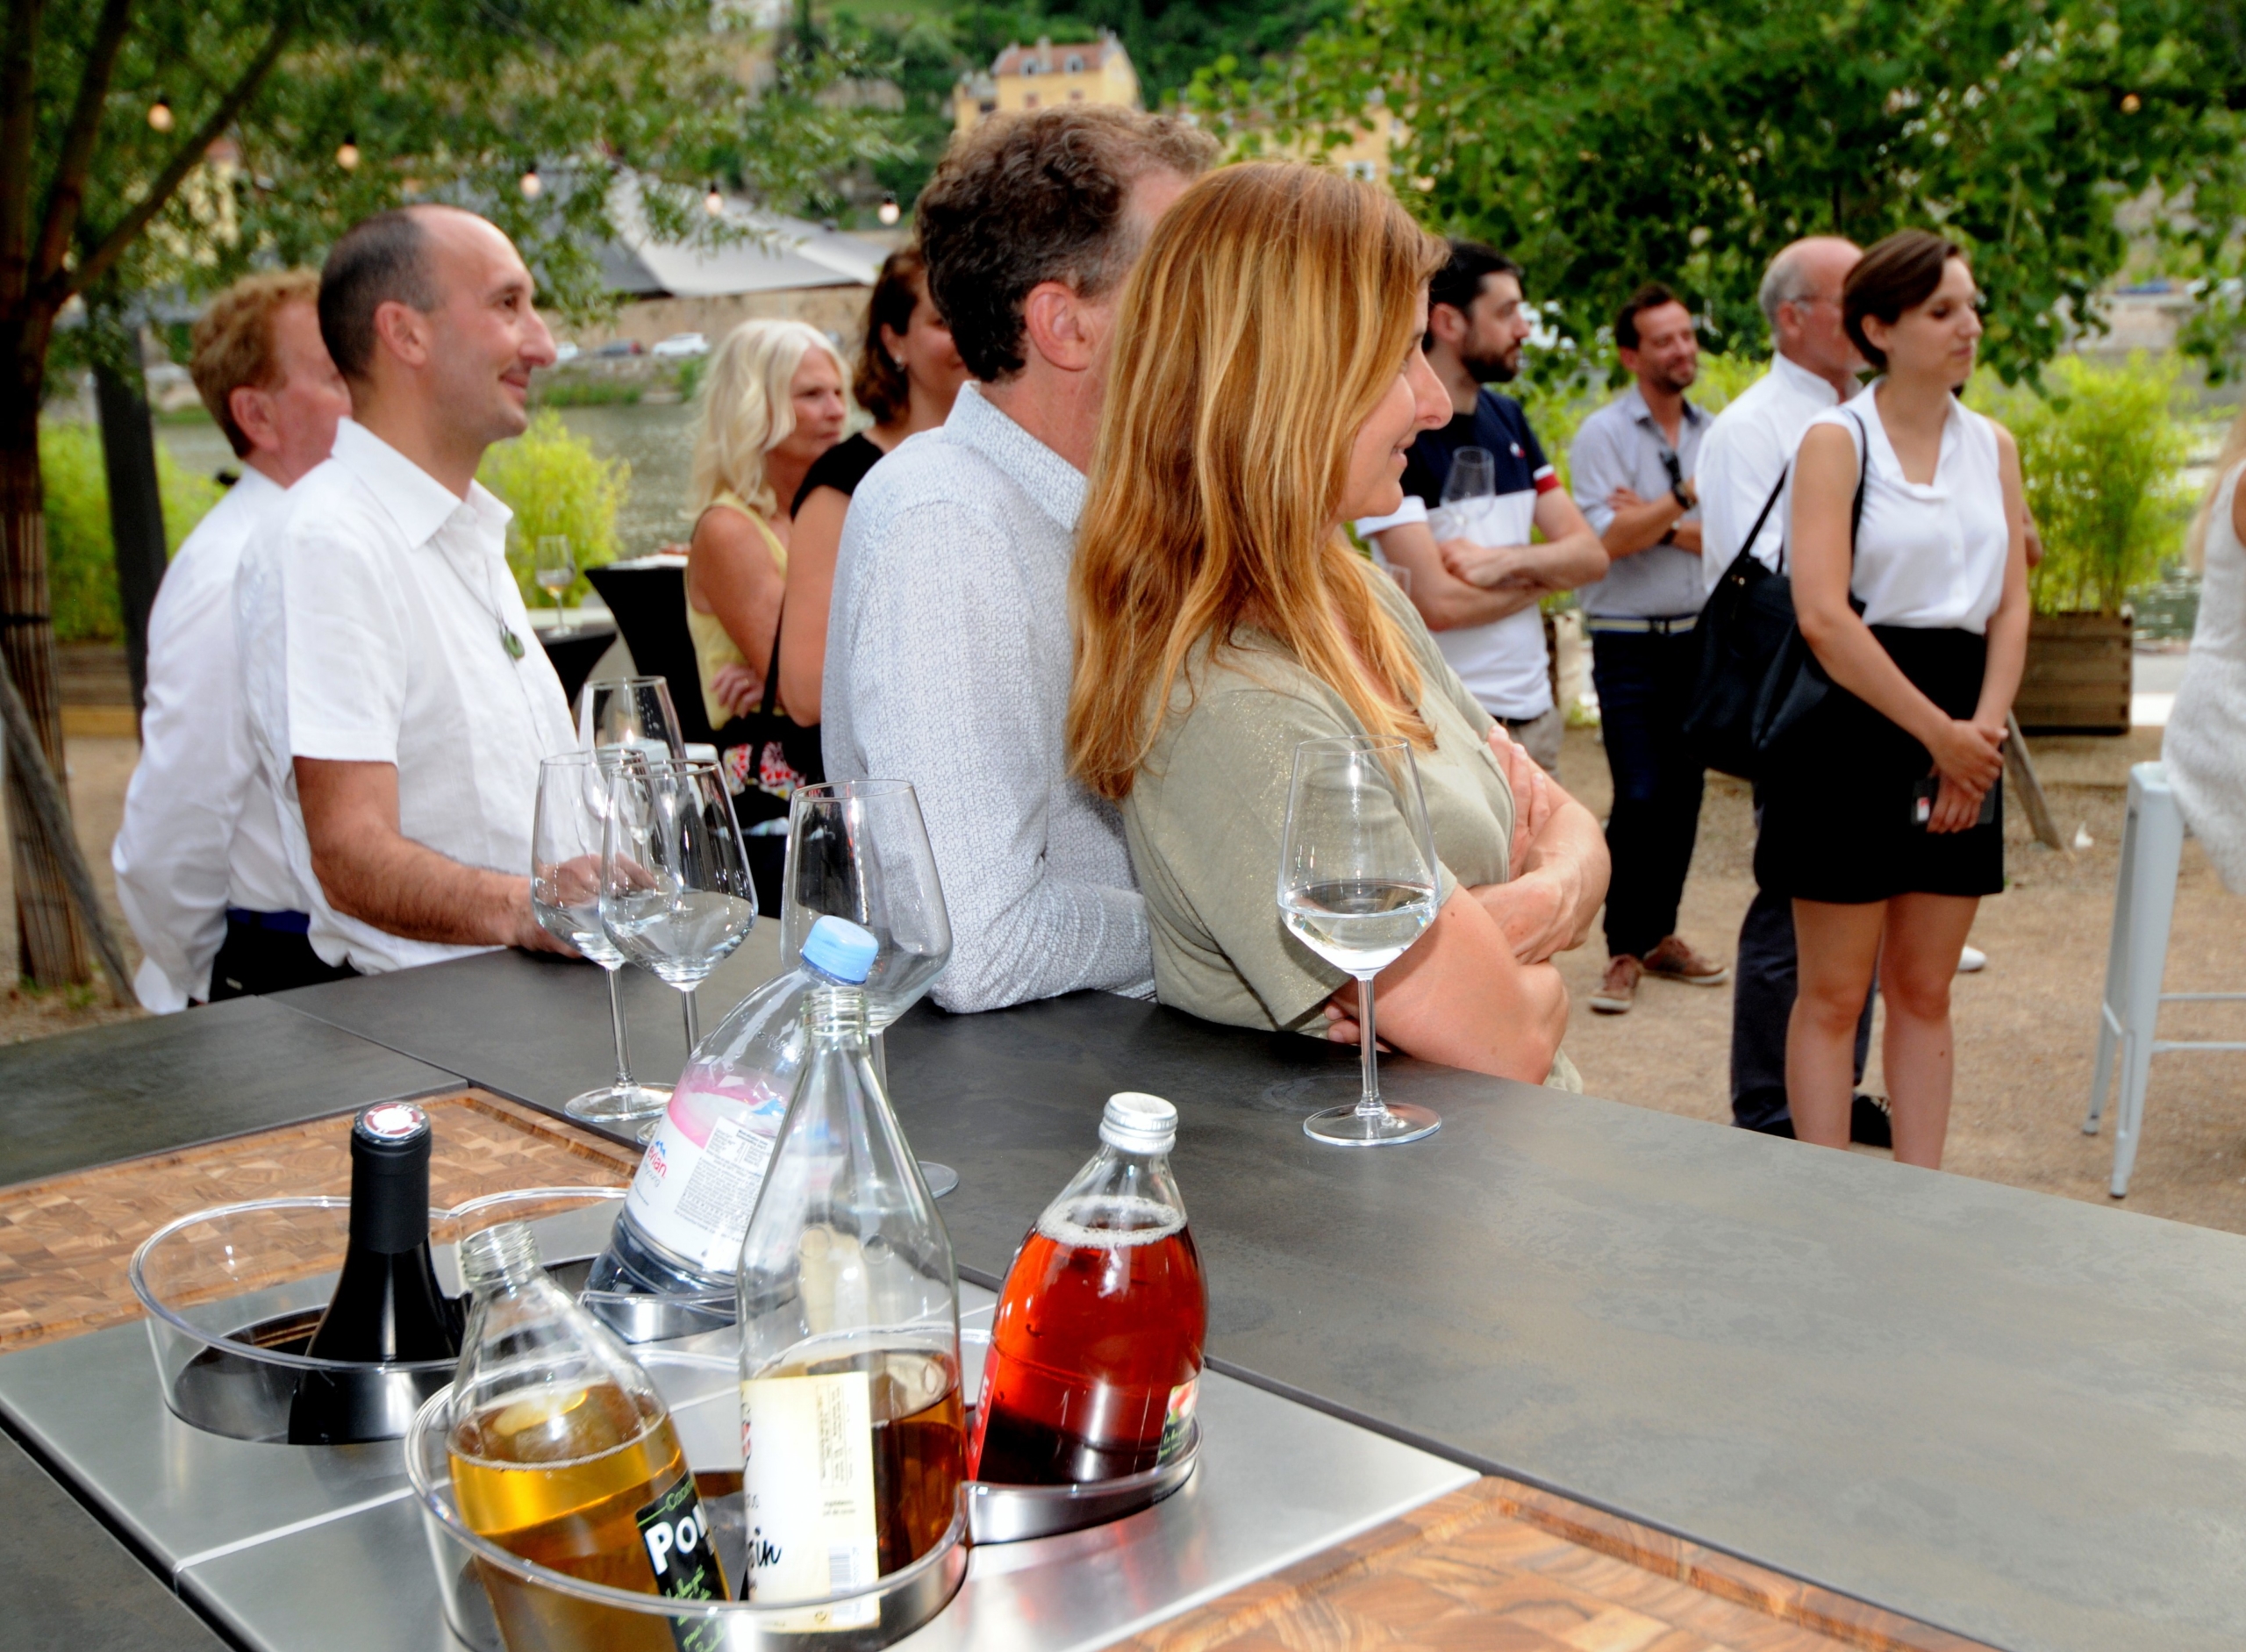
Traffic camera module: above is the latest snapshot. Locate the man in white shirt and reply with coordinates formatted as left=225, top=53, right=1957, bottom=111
left=825, top=108, right=1215, bottom=1012
left=238, top=205, right=577, bottom=976
left=112, top=270, right=351, bottom=1008
left=1696, top=236, right=1872, bottom=1136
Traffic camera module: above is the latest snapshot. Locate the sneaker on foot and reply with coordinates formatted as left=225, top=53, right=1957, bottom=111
left=1590, top=954, right=1642, bottom=1014
left=1642, top=934, right=1729, bottom=986
left=1957, top=944, right=1987, bottom=974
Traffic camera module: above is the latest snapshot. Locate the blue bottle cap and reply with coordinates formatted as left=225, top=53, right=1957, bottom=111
left=803, top=915, right=879, bottom=984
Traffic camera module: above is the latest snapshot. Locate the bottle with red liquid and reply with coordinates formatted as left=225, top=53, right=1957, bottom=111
left=970, top=1092, right=1207, bottom=1485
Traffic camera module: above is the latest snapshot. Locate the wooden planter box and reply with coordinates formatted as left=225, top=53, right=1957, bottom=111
left=2016, top=611, right=2131, bottom=735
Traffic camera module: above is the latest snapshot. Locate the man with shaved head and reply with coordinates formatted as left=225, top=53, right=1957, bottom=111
left=236, top=204, right=578, bottom=976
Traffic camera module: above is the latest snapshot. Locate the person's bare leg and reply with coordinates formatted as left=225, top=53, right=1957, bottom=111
left=1786, top=899, right=1887, bottom=1148
left=1875, top=892, right=1980, bottom=1169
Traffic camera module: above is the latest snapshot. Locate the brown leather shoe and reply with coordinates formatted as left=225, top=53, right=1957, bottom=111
left=1590, top=954, right=1642, bottom=1014
left=1642, top=934, right=1729, bottom=986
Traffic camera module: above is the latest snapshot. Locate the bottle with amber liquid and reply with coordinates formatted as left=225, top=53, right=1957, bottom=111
left=447, top=1221, right=727, bottom=1652
left=970, top=1092, right=1207, bottom=1485
left=734, top=917, right=964, bottom=1622
left=286, top=1102, right=459, bottom=1444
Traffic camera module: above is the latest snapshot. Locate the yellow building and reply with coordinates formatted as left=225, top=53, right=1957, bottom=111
left=953, top=33, right=1141, bottom=134
left=1255, top=104, right=1410, bottom=189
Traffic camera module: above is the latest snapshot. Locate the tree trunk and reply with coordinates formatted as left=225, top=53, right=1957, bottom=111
left=92, top=335, right=167, bottom=715
left=0, top=311, right=92, bottom=987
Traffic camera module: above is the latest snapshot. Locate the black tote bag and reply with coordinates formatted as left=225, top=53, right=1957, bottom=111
left=711, top=617, right=824, bottom=915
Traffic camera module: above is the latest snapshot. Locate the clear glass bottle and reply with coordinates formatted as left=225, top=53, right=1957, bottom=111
left=970, top=1093, right=1207, bottom=1485
left=447, top=1221, right=727, bottom=1651
left=734, top=917, right=964, bottom=1617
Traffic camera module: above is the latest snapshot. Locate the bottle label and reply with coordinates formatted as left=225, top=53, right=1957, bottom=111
left=740, top=1371, right=881, bottom=1629
left=1158, top=1377, right=1199, bottom=1463
left=633, top=1475, right=727, bottom=1652
left=627, top=1103, right=780, bottom=1273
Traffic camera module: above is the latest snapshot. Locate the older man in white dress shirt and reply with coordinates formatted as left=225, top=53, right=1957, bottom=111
left=237, top=205, right=577, bottom=977
left=112, top=271, right=351, bottom=1008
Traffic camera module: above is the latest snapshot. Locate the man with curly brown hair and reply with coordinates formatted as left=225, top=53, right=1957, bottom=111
left=823, top=106, right=1214, bottom=1012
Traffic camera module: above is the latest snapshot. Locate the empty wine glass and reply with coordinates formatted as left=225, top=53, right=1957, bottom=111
left=534, top=535, right=576, bottom=632
left=1278, top=735, right=1443, bottom=1147
left=600, top=755, right=758, bottom=1052
left=1433, top=445, right=1498, bottom=548
left=533, top=753, right=670, bottom=1130
left=579, top=675, right=685, bottom=762
left=780, top=779, right=958, bottom=1194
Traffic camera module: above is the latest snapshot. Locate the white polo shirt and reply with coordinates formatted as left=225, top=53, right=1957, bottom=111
left=112, top=466, right=308, bottom=1011
left=236, top=418, right=577, bottom=976
left=1696, top=352, right=1861, bottom=598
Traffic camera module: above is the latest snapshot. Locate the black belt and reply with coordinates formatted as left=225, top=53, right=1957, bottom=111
left=1585, top=613, right=1699, bottom=636
left=226, top=907, right=311, bottom=934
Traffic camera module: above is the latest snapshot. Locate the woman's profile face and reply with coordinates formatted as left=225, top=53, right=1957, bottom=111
left=774, top=347, right=848, bottom=463
left=881, top=278, right=969, bottom=412
left=1865, top=256, right=1982, bottom=389
left=1338, top=290, right=1449, bottom=524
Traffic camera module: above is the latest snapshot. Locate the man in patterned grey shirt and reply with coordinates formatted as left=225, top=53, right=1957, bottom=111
left=823, top=108, right=1216, bottom=1012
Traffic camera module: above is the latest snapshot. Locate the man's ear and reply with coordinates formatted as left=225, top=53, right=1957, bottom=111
left=369, top=298, right=432, bottom=371
left=1427, top=302, right=1468, bottom=350
left=1616, top=346, right=1642, bottom=375
left=1021, top=279, right=1098, bottom=374
left=228, top=384, right=278, bottom=457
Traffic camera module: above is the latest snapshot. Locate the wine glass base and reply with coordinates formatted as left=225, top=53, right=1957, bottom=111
left=919, top=1162, right=959, bottom=1198
left=1303, top=1101, right=1440, bottom=1148
left=564, top=1082, right=673, bottom=1133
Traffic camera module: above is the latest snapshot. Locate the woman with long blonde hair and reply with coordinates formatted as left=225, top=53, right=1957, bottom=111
left=1068, top=163, right=1608, bottom=1084
left=2164, top=406, right=2246, bottom=892
left=684, top=318, right=846, bottom=807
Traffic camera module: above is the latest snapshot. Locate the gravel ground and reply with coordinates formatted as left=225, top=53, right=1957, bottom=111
left=4, top=729, right=2242, bottom=1234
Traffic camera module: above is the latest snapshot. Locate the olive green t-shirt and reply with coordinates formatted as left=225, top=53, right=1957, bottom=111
left=1120, top=573, right=1579, bottom=1091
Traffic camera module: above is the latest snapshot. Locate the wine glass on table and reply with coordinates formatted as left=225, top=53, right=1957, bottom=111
left=532, top=752, right=671, bottom=1132
left=601, top=755, right=758, bottom=1060
left=782, top=780, right=958, bottom=1194
left=534, top=535, right=576, bottom=633
left=579, top=675, right=685, bottom=764
left=1278, top=735, right=1443, bottom=1147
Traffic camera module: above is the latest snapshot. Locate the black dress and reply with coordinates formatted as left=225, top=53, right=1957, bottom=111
left=1753, top=625, right=2004, bottom=905
left=790, top=431, right=886, bottom=516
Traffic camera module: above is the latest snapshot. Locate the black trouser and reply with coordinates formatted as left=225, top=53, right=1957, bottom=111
left=1730, top=804, right=1874, bottom=1130
left=1590, top=626, right=1706, bottom=960
left=205, top=912, right=359, bottom=1001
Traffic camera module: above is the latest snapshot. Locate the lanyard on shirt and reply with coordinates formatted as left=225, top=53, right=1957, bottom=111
left=434, top=542, right=527, bottom=662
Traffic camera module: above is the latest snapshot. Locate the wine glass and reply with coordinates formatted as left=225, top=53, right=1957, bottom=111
left=534, top=535, right=576, bottom=632
left=579, top=675, right=685, bottom=762
left=1277, top=735, right=1443, bottom=1147
left=780, top=780, right=957, bottom=1194
left=1434, top=445, right=1498, bottom=547
left=600, top=755, right=758, bottom=1053
left=532, top=753, right=671, bottom=1131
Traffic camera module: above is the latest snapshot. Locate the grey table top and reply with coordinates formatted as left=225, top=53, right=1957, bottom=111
left=9, top=948, right=2246, bottom=1650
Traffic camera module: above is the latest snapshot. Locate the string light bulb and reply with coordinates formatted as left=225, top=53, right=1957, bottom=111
left=147, top=97, right=175, bottom=133
left=704, top=181, right=726, bottom=216
left=336, top=133, right=361, bottom=171
left=876, top=192, right=900, bottom=226
left=519, top=164, right=542, bottom=199
left=2120, top=92, right=2142, bottom=113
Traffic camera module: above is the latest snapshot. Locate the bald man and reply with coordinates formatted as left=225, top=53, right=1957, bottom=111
left=236, top=205, right=578, bottom=978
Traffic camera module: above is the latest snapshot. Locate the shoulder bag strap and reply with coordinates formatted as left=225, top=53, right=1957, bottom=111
left=1742, top=466, right=1788, bottom=569
left=1777, top=415, right=1870, bottom=575
left=759, top=607, right=785, bottom=719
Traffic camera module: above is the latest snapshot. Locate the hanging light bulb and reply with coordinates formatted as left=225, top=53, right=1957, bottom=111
left=147, top=96, right=175, bottom=133
left=2120, top=92, right=2142, bottom=114
left=704, top=181, right=726, bottom=216
left=519, top=163, right=542, bottom=200
left=876, top=192, right=900, bottom=226
left=336, top=133, right=361, bottom=171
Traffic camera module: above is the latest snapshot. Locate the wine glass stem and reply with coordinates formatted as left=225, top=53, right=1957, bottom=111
left=605, top=965, right=634, bottom=1088
left=681, top=986, right=699, bottom=1052
left=1355, top=974, right=1390, bottom=1119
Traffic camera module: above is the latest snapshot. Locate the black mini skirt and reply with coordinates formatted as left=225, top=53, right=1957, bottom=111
left=1753, top=626, right=2004, bottom=905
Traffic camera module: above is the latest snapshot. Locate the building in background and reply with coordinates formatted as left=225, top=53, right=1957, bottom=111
left=953, top=33, right=1141, bottom=133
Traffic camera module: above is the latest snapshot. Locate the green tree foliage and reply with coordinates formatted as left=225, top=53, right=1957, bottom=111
left=1192, top=0, right=2246, bottom=383
left=1978, top=353, right=2192, bottom=612
left=478, top=411, right=631, bottom=608
left=36, top=423, right=220, bottom=642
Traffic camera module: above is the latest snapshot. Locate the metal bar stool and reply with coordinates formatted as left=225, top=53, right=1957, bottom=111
left=2084, top=762, right=2246, bottom=1197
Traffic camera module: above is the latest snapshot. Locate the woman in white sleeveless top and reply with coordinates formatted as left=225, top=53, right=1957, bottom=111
left=1764, top=232, right=2030, bottom=1169
left=2166, top=418, right=2246, bottom=891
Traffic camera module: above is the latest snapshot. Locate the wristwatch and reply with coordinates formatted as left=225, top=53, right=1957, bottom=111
left=1670, top=480, right=1695, bottom=512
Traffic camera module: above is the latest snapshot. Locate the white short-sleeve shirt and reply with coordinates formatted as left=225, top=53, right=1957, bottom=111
left=1798, top=389, right=2011, bottom=633
left=236, top=418, right=577, bottom=975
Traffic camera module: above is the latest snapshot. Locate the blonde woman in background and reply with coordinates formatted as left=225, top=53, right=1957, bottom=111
left=2164, top=410, right=2246, bottom=892
left=686, top=318, right=847, bottom=802
left=1067, top=163, right=1609, bottom=1086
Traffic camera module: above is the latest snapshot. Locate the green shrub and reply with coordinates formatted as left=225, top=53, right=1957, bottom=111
left=1977, top=354, right=2192, bottom=615
left=477, top=411, right=632, bottom=607
left=39, top=420, right=224, bottom=643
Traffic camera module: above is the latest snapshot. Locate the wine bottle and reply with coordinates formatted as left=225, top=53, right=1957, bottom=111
left=286, top=1102, right=461, bottom=1445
